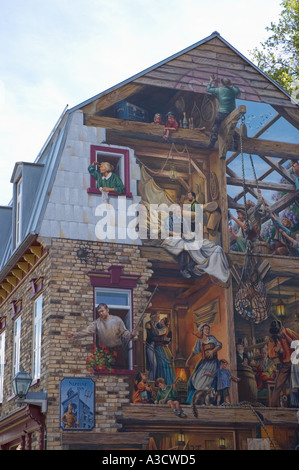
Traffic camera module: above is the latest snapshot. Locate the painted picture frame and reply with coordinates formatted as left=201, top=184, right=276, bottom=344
left=59, top=377, right=95, bottom=431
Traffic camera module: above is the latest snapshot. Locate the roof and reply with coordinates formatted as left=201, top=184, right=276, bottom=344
left=70, top=31, right=297, bottom=114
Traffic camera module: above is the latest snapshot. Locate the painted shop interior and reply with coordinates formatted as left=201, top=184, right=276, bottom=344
left=0, top=31, right=298, bottom=450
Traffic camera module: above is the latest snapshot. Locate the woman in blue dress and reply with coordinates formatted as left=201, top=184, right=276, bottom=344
left=185, top=323, right=222, bottom=403
left=155, top=317, right=176, bottom=385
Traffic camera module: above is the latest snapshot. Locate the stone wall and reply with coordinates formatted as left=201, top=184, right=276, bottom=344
left=0, top=236, right=152, bottom=450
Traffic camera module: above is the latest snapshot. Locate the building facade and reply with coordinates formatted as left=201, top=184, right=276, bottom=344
left=0, top=32, right=298, bottom=451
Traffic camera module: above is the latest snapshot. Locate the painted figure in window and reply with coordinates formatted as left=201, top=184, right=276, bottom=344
left=88, top=161, right=125, bottom=194
left=67, top=303, right=137, bottom=369
left=132, top=371, right=154, bottom=404
left=206, top=75, right=240, bottom=150
left=163, top=112, right=178, bottom=141
left=185, top=323, right=222, bottom=404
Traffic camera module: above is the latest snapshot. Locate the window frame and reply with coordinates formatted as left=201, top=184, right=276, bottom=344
left=87, top=145, right=132, bottom=198
left=94, top=286, right=134, bottom=374
left=32, top=294, right=43, bottom=381
left=12, top=315, right=21, bottom=379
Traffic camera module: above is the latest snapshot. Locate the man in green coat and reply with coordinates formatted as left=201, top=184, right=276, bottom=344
left=88, top=161, right=125, bottom=194
left=206, top=76, right=240, bottom=149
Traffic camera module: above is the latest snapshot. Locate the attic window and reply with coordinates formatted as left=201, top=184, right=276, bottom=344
left=87, top=145, right=132, bottom=198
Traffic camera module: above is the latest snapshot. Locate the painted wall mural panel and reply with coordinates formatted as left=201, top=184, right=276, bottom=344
left=60, top=377, right=95, bottom=431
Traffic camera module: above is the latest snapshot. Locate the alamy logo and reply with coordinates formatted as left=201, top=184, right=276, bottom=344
left=291, top=340, right=299, bottom=365
left=94, top=197, right=204, bottom=248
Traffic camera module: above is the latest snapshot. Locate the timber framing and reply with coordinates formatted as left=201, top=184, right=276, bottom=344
left=118, top=404, right=298, bottom=428
left=84, top=114, right=299, bottom=159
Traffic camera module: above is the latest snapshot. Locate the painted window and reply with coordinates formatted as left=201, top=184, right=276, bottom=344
left=32, top=295, right=43, bottom=380
left=88, top=145, right=132, bottom=197
left=94, top=287, right=133, bottom=371
left=15, top=178, right=22, bottom=246
left=0, top=331, right=5, bottom=403
left=13, top=316, right=21, bottom=378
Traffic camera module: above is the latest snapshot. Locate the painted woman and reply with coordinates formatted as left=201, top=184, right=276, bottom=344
left=155, top=316, right=176, bottom=385
left=185, top=323, right=222, bottom=403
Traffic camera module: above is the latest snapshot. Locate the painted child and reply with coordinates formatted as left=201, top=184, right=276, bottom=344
left=205, top=359, right=240, bottom=405
left=132, top=372, right=154, bottom=404
left=163, top=112, right=178, bottom=140
left=155, top=377, right=186, bottom=418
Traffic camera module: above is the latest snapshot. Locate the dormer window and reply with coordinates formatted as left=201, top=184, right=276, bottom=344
left=15, top=178, right=22, bottom=247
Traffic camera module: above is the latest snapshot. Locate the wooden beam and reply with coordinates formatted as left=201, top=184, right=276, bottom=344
left=228, top=252, right=299, bottom=275
left=273, top=105, right=299, bottom=131
left=85, top=115, right=211, bottom=148
left=81, top=83, right=144, bottom=115
left=145, top=167, right=191, bottom=180
left=118, top=403, right=298, bottom=426
left=106, top=133, right=210, bottom=160
left=87, top=113, right=299, bottom=160
left=240, top=136, right=299, bottom=160
left=266, top=277, right=291, bottom=292
left=257, top=155, right=295, bottom=185
left=269, top=191, right=299, bottom=214
left=218, top=105, right=246, bottom=159
left=226, top=113, right=281, bottom=166
left=226, top=177, right=295, bottom=193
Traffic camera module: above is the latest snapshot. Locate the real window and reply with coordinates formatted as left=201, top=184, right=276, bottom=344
left=15, top=178, right=22, bottom=246
left=32, top=295, right=43, bottom=380
left=0, top=331, right=5, bottom=403
left=95, top=287, right=133, bottom=371
left=13, top=316, right=21, bottom=378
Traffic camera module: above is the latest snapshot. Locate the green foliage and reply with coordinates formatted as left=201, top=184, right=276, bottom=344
left=250, top=0, right=299, bottom=98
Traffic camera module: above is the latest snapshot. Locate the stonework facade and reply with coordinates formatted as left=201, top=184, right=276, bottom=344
left=0, top=237, right=153, bottom=449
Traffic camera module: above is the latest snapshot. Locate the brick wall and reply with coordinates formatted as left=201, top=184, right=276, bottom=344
left=0, top=237, right=153, bottom=449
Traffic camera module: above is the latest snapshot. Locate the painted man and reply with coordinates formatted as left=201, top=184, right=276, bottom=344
left=67, top=303, right=137, bottom=369
left=206, top=76, right=240, bottom=149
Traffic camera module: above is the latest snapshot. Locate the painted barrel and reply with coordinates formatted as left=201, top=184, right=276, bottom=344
left=237, top=364, right=258, bottom=402
left=251, top=241, right=271, bottom=255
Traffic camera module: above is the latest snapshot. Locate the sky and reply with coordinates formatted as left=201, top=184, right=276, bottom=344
left=0, top=0, right=284, bottom=206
